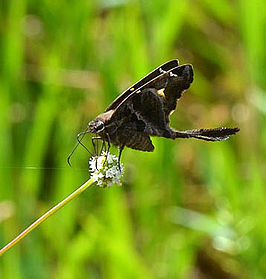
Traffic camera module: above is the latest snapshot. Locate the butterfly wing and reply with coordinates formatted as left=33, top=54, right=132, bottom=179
left=163, top=64, right=194, bottom=117
left=115, top=124, right=155, bottom=152
left=125, top=133, right=154, bottom=152
left=110, top=64, right=193, bottom=130
left=105, top=59, right=179, bottom=112
left=104, top=64, right=193, bottom=152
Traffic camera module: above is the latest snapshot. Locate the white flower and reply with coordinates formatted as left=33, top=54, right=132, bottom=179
left=89, top=152, right=124, bottom=188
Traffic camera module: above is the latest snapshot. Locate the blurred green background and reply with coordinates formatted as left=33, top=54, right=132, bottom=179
left=0, top=0, right=265, bottom=278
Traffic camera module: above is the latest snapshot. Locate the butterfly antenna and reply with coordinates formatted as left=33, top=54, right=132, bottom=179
left=67, top=143, right=78, bottom=167
left=67, top=130, right=92, bottom=167
left=77, top=130, right=94, bottom=156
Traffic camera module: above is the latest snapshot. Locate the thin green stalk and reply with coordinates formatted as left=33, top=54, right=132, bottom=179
left=0, top=178, right=94, bottom=256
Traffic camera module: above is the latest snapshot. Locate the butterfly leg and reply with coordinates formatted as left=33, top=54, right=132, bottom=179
left=118, top=145, right=124, bottom=171
left=92, top=136, right=102, bottom=155
left=92, top=136, right=103, bottom=169
left=100, top=139, right=106, bottom=154
left=104, top=132, right=111, bottom=158
left=105, top=133, right=111, bottom=154
left=102, top=134, right=111, bottom=167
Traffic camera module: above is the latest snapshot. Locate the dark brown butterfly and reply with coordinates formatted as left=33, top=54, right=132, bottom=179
left=68, top=59, right=239, bottom=166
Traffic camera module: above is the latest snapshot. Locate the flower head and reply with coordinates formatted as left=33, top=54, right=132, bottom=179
left=89, top=152, right=124, bottom=187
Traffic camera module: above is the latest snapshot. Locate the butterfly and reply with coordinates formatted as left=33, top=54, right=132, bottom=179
left=68, top=59, right=239, bottom=166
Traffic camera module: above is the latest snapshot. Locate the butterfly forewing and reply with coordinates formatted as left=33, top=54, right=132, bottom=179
left=105, top=59, right=179, bottom=112
left=109, top=64, right=193, bottom=123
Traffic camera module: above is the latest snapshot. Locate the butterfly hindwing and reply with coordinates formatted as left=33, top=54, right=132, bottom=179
left=163, top=64, right=193, bottom=116
left=115, top=124, right=154, bottom=152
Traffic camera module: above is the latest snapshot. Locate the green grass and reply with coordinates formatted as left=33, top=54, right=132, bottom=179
left=0, top=0, right=265, bottom=278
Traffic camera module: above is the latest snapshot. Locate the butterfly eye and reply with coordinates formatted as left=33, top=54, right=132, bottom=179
left=95, top=121, right=104, bottom=132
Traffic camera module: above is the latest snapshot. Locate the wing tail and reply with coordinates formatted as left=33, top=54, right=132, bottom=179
left=174, top=127, right=240, bottom=141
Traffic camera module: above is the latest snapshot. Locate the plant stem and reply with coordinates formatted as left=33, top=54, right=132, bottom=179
left=0, top=178, right=94, bottom=256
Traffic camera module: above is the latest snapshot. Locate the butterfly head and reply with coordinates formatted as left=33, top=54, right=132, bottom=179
left=88, top=110, right=114, bottom=134
left=88, top=118, right=105, bottom=133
